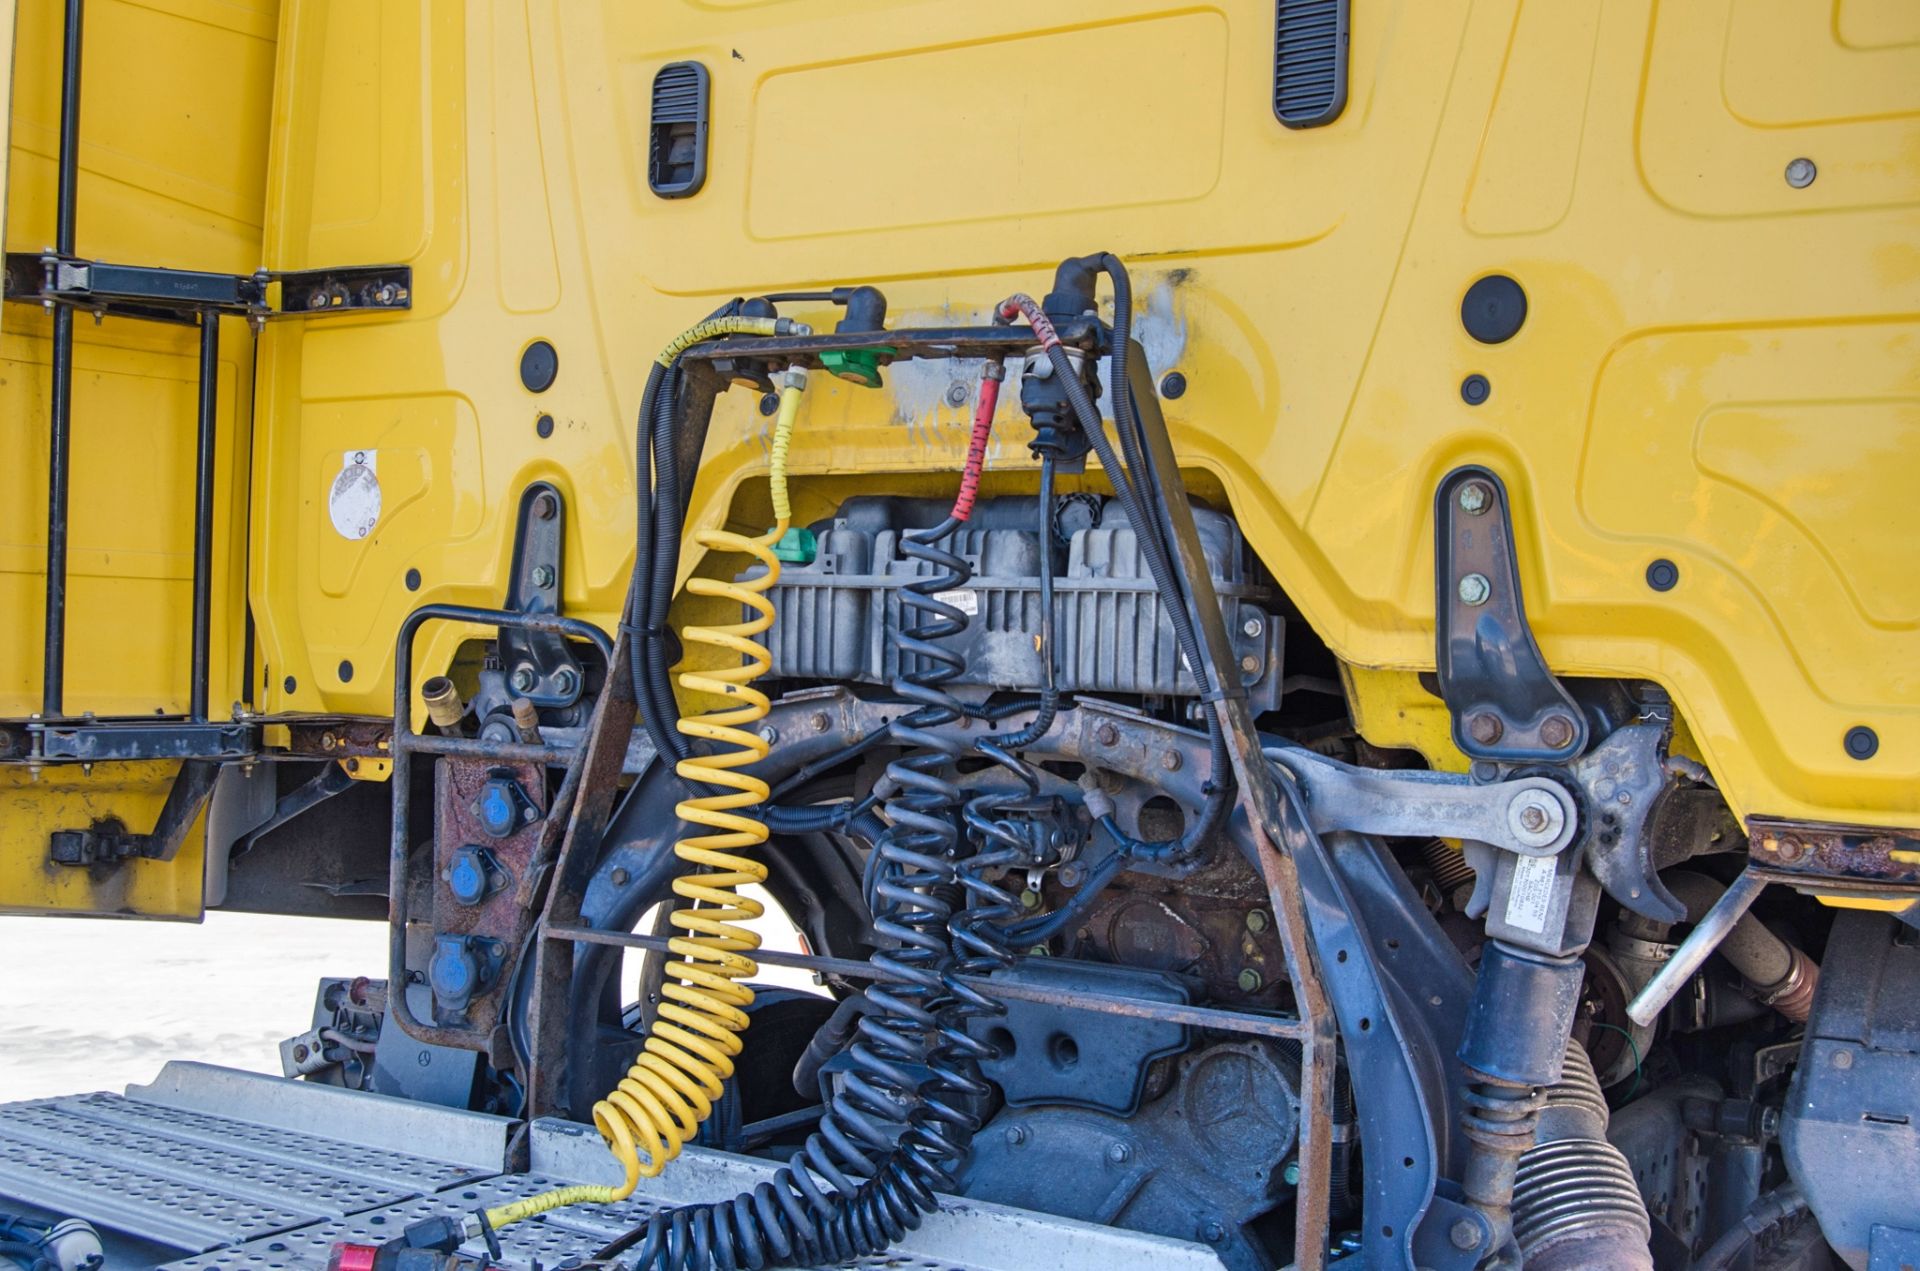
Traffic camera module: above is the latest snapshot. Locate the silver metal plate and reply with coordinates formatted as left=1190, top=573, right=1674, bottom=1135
left=4, top=1064, right=1222, bottom=1270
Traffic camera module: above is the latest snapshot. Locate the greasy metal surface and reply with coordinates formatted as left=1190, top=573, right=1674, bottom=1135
left=1749, top=816, right=1920, bottom=891
left=1433, top=465, right=1585, bottom=763
left=279, top=716, right=394, bottom=760
left=417, top=758, right=546, bottom=1051
left=0, top=1064, right=502, bottom=1256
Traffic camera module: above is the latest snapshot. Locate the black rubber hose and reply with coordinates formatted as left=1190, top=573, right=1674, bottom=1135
left=1692, top=1184, right=1806, bottom=1271
left=996, top=456, right=1059, bottom=749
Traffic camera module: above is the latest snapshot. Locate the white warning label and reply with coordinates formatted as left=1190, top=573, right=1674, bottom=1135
left=1503, top=852, right=1559, bottom=935
left=934, top=589, right=980, bottom=616
left=329, top=450, right=381, bottom=540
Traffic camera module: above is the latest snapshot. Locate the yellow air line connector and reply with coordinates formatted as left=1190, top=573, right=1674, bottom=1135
left=482, top=361, right=808, bottom=1236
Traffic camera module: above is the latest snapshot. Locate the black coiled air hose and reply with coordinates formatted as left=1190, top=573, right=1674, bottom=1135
left=608, top=516, right=997, bottom=1270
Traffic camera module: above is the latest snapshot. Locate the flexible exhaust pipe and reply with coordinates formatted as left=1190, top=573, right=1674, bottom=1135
left=1511, top=1040, right=1653, bottom=1271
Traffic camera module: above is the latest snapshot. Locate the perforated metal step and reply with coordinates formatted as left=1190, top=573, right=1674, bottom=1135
left=1, top=1064, right=1222, bottom=1270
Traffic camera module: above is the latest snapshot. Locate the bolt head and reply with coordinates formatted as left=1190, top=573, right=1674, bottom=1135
left=1457, top=482, right=1491, bottom=515
left=1237, top=967, right=1264, bottom=992
left=1095, top=722, right=1119, bottom=747
left=945, top=382, right=970, bottom=407
left=531, top=565, right=555, bottom=589
left=1785, top=157, right=1817, bottom=188
left=1450, top=1218, right=1482, bottom=1250
left=758, top=725, right=779, bottom=745
left=1457, top=573, right=1491, bottom=606
left=1106, top=1142, right=1131, bottom=1165
left=1518, top=804, right=1548, bottom=833
left=810, top=711, right=830, bottom=733
left=1199, top=1221, right=1226, bottom=1244
left=1161, top=750, right=1182, bottom=772
left=1466, top=712, right=1505, bottom=745
left=1540, top=713, right=1575, bottom=749
left=1833, top=1048, right=1854, bottom=1070
left=509, top=666, right=537, bottom=693
left=533, top=493, right=558, bottom=521
left=1242, top=617, right=1262, bottom=637
left=1246, top=908, right=1270, bottom=933
left=1005, top=1124, right=1029, bottom=1147
left=610, top=867, right=630, bottom=886
left=1239, top=654, right=1260, bottom=674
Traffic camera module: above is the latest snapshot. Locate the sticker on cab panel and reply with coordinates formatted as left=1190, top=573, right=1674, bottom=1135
left=329, top=450, right=381, bottom=540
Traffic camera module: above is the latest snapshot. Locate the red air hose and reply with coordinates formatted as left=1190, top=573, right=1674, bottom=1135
left=951, top=364, right=1005, bottom=523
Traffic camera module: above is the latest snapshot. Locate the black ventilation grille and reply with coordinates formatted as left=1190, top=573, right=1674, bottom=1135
left=649, top=61, right=710, bottom=199
left=1273, top=0, right=1349, bottom=129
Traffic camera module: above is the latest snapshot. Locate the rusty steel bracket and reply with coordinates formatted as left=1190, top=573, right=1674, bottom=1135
left=499, top=483, right=584, bottom=709
left=1434, top=466, right=1586, bottom=764
left=1124, top=346, right=1337, bottom=1271
left=1749, top=817, right=1920, bottom=892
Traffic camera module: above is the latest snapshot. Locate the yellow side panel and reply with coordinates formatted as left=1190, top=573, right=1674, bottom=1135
left=0, top=0, right=277, bottom=916
left=250, top=1, right=1920, bottom=836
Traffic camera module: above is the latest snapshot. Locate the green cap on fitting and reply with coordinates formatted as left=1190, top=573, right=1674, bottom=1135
left=818, top=346, right=892, bottom=389
left=772, top=527, right=817, bottom=565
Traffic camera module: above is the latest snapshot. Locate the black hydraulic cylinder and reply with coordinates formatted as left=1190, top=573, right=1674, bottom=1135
left=189, top=313, right=218, bottom=720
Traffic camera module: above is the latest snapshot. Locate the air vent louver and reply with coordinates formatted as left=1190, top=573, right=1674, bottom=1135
left=649, top=61, right=710, bottom=199
left=1273, top=0, right=1350, bottom=129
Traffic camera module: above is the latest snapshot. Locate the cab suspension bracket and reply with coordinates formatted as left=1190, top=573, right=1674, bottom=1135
left=1433, top=465, right=1587, bottom=763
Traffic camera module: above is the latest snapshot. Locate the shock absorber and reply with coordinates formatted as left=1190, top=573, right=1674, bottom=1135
left=477, top=360, right=808, bottom=1233
left=602, top=365, right=1011, bottom=1271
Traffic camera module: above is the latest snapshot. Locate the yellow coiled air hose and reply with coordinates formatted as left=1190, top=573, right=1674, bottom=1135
left=482, top=358, right=807, bottom=1235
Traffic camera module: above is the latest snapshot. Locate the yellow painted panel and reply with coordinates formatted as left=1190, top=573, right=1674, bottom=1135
left=0, top=0, right=275, bottom=915
left=240, top=0, right=1920, bottom=843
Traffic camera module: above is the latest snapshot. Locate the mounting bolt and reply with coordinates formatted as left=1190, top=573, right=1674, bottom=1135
left=1020, top=890, right=1041, bottom=909
left=1282, top=1161, right=1301, bottom=1186
left=1242, top=617, right=1262, bottom=637
left=1450, top=1218, right=1482, bottom=1251
left=531, top=565, right=555, bottom=589
left=1239, top=654, right=1260, bottom=674
left=945, top=381, right=970, bottom=407
left=1161, top=750, right=1182, bottom=772
left=533, top=492, right=558, bottom=521
left=1508, top=788, right=1567, bottom=848
left=1457, top=573, right=1491, bottom=606
left=1518, top=804, right=1548, bottom=833
left=758, top=725, right=779, bottom=745
left=1540, top=713, right=1576, bottom=749
left=509, top=665, right=538, bottom=694
left=1106, top=1142, right=1132, bottom=1165
left=1466, top=712, right=1504, bottom=745
left=1833, top=1048, right=1854, bottom=1070
left=1005, top=1124, right=1029, bottom=1147
left=1246, top=908, right=1270, bottom=933
left=810, top=711, right=830, bottom=733
left=611, top=867, right=630, bottom=886
left=1198, top=1221, right=1226, bottom=1244
left=552, top=668, right=580, bottom=699
left=1238, top=967, right=1264, bottom=992
left=1785, top=157, right=1818, bottom=189
left=1094, top=722, right=1119, bottom=747
left=1457, top=482, right=1491, bottom=515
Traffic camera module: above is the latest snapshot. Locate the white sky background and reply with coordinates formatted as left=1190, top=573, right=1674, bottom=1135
left=0, top=887, right=814, bottom=1104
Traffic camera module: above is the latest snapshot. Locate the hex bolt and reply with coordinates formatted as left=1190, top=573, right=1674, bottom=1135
left=1242, top=617, right=1263, bottom=637
left=1239, top=654, right=1260, bottom=674
left=1095, top=722, right=1120, bottom=747
left=1161, top=750, right=1182, bottom=772
left=945, top=382, right=970, bottom=407
left=1450, top=1219, right=1482, bottom=1251
left=1518, top=804, right=1548, bottom=833
left=1106, top=1142, right=1132, bottom=1165
left=531, top=565, right=555, bottom=589
left=1005, top=1124, right=1029, bottom=1147
left=1246, top=908, right=1270, bottom=934
left=1467, top=712, right=1504, bottom=745
left=1457, top=482, right=1491, bottom=515
left=610, top=867, right=630, bottom=887
left=533, top=493, right=558, bottom=521
left=1020, top=890, right=1041, bottom=910
left=552, top=668, right=579, bottom=698
left=1540, top=713, right=1575, bottom=749
left=810, top=711, right=831, bottom=733
left=758, top=725, right=779, bottom=745
left=1198, top=1221, right=1226, bottom=1244
left=509, top=665, right=538, bottom=694
left=1238, top=967, right=1264, bottom=992
left=1785, top=157, right=1817, bottom=188
left=1833, top=1048, right=1854, bottom=1070
left=1282, top=1161, right=1301, bottom=1186
left=1457, top=573, right=1491, bottom=606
